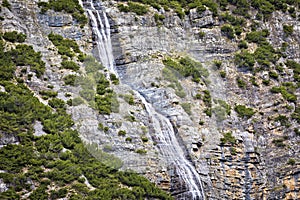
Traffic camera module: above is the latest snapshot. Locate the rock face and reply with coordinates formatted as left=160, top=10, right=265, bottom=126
left=0, top=0, right=299, bottom=199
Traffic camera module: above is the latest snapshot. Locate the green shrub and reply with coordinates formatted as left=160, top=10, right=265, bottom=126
left=283, top=24, right=294, bottom=35
left=236, top=77, right=246, bottom=88
left=2, top=0, right=11, bottom=9
left=220, top=71, right=226, bottom=78
left=238, top=40, right=248, bottom=49
left=141, top=136, right=149, bottom=143
left=110, top=73, right=119, bottom=85
left=154, top=13, right=165, bottom=24
left=287, top=158, right=296, bottom=165
left=10, top=44, right=45, bottom=77
left=270, top=85, right=297, bottom=102
left=246, top=30, right=269, bottom=44
left=135, top=149, right=147, bottom=154
left=61, top=60, right=80, bottom=71
left=254, top=43, right=278, bottom=67
left=269, top=71, right=279, bottom=79
left=272, top=138, right=286, bottom=147
left=3, top=31, right=26, bottom=43
left=48, top=98, right=66, bottom=110
left=275, top=115, right=290, bottom=127
left=221, top=24, right=235, bottom=39
left=234, top=105, right=255, bottom=118
left=63, top=74, right=77, bottom=86
left=118, top=130, right=126, bottom=136
left=40, top=90, right=58, bottom=99
left=48, top=33, right=81, bottom=58
left=234, top=50, right=255, bottom=71
left=163, top=56, right=209, bottom=83
left=220, top=132, right=236, bottom=145
left=291, top=106, right=300, bottom=123
left=118, top=2, right=148, bottom=15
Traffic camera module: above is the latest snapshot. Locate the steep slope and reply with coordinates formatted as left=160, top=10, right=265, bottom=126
left=0, top=0, right=299, bottom=200
left=0, top=0, right=171, bottom=199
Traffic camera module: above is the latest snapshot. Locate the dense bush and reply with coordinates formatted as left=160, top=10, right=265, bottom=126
left=61, top=60, right=80, bottom=71
left=3, top=31, right=26, bottom=43
left=283, top=24, right=294, bottom=35
left=234, top=105, right=255, bottom=118
left=63, top=74, right=78, bottom=86
left=270, top=85, right=297, bottom=102
left=246, top=30, right=269, bottom=44
left=234, top=50, right=255, bottom=71
left=118, top=2, right=148, bottom=15
left=163, top=56, right=208, bottom=83
left=48, top=33, right=81, bottom=58
left=220, top=132, right=236, bottom=145
left=221, top=24, right=235, bottom=39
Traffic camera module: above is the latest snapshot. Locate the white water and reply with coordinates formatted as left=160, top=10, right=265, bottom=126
left=85, top=0, right=117, bottom=76
left=85, top=1, right=205, bottom=199
left=135, top=92, right=206, bottom=200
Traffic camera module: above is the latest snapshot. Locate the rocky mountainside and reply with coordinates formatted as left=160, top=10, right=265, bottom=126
left=0, top=0, right=299, bottom=199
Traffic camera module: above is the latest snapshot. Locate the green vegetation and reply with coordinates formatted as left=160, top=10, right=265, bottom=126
left=2, top=0, right=11, bottom=10
left=236, top=77, right=247, bottom=88
left=254, top=42, right=278, bottom=68
left=154, top=13, right=165, bottom=25
left=120, top=93, right=135, bottom=105
left=292, top=106, right=300, bottom=123
left=272, top=138, right=286, bottom=147
left=238, top=40, right=248, bottom=49
left=219, top=70, right=226, bottom=78
left=3, top=31, right=26, bottom=43
left=270, top=84, right=297, bottom=102
left=220, top=132, right=236, bottom=145
left=181, top=102, right=192, bottom=115
left=48, top=33, right=81, bottom=59
left=38, top=0, right=87, bottom=25
left=285, top=60, right=300, bottom=83
left=118, top=130, right=127, bottom=136
left=0, top=42, right=45, bottom=78
left=61, top=60, right=80, bottom=71
left=95, top=74, right=119, bottom=114
left=234, top=105, right=255, bottom=118
left=141, top=136, right=149, bottom=143
left=118, top=2, right=148, bottom=15
left=246, top=30, right=269, bottom=44
left=283, top=24, right=294, bottom=35
left=63, top=74, right=78, bottom=86
left=221, top=24, right=235, bottom=39
left=110, top=73, right=120, bottom=85
left=234, top=50, right=255, bottom=71
left=0, top=35, right=171, bottom=200
left=135, top=149, right=147, bottom=154
left=162, top=67, right=186, bottom=98
left=287, top=158, right=296, bottom=165
left=163, top=56, right=208, bottom=83
left=275, top=115, right=290, bottom=127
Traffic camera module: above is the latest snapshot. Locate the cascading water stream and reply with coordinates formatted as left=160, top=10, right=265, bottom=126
left=84, top=0, right=117, bottom=76
left=84, top=1, right=205, bottom=199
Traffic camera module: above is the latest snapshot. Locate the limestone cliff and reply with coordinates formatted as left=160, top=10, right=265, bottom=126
left=0, top=0, right=299, bottom=199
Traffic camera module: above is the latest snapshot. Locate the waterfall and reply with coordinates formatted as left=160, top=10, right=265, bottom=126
left=84, top=1, right=206, bottom=199
left=135, top=91, right=206, bottom=200
left=85, top=0, right=117, bottom=76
